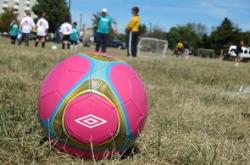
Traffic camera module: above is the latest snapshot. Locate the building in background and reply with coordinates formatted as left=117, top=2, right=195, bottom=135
left=0, top=0, right=37, bottom=19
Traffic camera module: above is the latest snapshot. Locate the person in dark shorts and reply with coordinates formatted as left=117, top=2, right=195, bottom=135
left=234, top=40, right=244, bottom=67
left=60, top=18, right=72, bottom=49
left=35, top=13, right=49, bottom=48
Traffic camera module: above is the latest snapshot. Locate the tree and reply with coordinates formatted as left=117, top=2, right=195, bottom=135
left=32, top=0, right=71, bottom=32
left=0, top=8, right=16, bottom=32
left=166, top=23, right=206, bottom=50
left=240, top=31, right=250, bottom=45
left=190, top=23, right=207, bottom=38
left=147, top=25, right=167, bottom=40
left=200, top=34, right=210, bottom=49
left=139, top=24, right=147, bottom=35
left=209, top=17, right=241, bottom=54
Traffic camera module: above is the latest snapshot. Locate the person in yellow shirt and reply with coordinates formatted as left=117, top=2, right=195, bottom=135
left=175, top=41, right=184, bottom=57
left=176, top=42, right=184, bottom=50
left=125, top=6, right=140, bottom=57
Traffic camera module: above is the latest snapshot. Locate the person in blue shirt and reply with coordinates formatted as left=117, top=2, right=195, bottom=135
left=70, top=22, right=79, bottom=52
left=94, top=8, right=113, bottom=53
left=9, top=20, right=19, bottom=45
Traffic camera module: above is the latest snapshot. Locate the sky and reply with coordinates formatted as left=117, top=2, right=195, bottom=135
left=70, top=0, right=250, bottom=33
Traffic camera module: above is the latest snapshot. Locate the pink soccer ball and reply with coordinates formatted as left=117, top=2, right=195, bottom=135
left=38, top=53, right=148, bottom=159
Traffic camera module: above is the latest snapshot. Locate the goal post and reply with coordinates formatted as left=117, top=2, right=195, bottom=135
left=137, top=37, right=168, bottom=57
left=197, top=48, right=215, bottom=58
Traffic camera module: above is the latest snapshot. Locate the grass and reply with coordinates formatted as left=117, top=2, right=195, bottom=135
left=0, top=37, right=250, bottom=165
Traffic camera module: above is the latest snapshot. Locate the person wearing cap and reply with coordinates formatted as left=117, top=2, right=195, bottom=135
left=94, top=8, right=113, bottom=53
left=18, top=10, right=35, bottom=46
left=126, top=6, right=140, bottom=57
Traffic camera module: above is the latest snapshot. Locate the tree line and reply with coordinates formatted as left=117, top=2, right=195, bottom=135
left=0, top=0, right=70, bottom=33
left=138, top=18, right=250, bottom=56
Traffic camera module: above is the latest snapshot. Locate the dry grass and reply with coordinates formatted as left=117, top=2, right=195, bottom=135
left=0, top=37, right=250, bottom=165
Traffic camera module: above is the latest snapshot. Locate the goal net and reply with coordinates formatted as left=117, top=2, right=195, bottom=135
left=137, top=37, right=168, bottom=57
left=197, top=48, right=215, bottom=58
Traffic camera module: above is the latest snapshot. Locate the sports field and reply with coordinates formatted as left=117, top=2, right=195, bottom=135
left=0, top=38, right=250, bottom=165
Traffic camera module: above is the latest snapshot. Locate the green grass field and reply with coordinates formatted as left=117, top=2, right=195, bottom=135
left=0, top=37, right=250, bottom=165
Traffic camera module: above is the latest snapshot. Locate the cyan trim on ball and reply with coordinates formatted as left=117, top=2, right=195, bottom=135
left=41, top=53, right=133, bottom=144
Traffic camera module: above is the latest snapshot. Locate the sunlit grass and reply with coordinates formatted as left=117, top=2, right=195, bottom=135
left=0, top=37, right=250, bottom=165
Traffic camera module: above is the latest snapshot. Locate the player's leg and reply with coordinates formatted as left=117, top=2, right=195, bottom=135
left=24, top=33, right=30, bottom=46
left=74, top=41, right=78, bottom=52
left=70, top=40, right=74, bottom=52
left=234, top=54, right=240, bottom=66
left=67, top=42, right=70, bottom=49
left=127, top=32, right=133, bottom=57
left=62, top=35, right=66, bottom=49
left=184, top=48, right=189, bottom=59
left=131, top=32, right=139, bottom=57
left=101, top=34, right=108, bottom=53
left=238, top=53, right=244, bottom=64
left=10, top=36, right=15, bottom=44
left=18, top=33, right=24, bottom=45
left=35, top=36, right=40, bottom=47
left=95, top=32, right=101, bottom=52
left=13, top=36, right=17, bottom=45
left=41, top=36, right=46, bottom=48
left=66, top=35, right=70, bottom=49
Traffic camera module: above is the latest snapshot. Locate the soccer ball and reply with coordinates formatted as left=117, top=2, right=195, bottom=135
left=51, top=45, right=57, bottom=50
left=38, top=52, right=148, bottom=159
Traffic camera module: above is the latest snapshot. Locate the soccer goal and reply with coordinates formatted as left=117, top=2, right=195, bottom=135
left=197, top=48, right=215, bottom=58
left=137, top=37, right=168, bottom=57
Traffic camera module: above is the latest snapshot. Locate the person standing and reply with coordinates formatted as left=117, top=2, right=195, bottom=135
left=183, top=41, right=190, bottom=59
left=60, top=18, right=72, bottom=49
left=70, top=22, right=79, bottom=52
left=9, top=20, right=19, bottom=45
left=94, top=8, right=113, bottom=53
left=54, top=24, right=61, bottom=44
left=235, top=40, right=244, bottom=67
left=35, top=13, right=49, bottom=48
left=126, top=6, right=140, bottom=58
left=18, top=10, right=35, bottom=46
left=175, top=41, right=184, bottom=57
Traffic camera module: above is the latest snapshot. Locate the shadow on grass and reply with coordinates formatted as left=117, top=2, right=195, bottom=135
left=120, top=145, right=141, bottom=159
left=39, top=137, right=141, bottom=160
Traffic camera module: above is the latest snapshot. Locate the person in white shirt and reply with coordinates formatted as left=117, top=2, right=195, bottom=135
left=59, top=18, right=72, bottom=49
left=35, top=13, right=49, bottom=48
left=18, top=10, right=35, bottom=46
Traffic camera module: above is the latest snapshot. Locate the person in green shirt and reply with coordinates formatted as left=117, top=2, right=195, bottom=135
left=9, top=20, right=19, bottom=45
left=70, top=22, right=79, bottom=52
left=94, top=8, right=113, bottom=53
